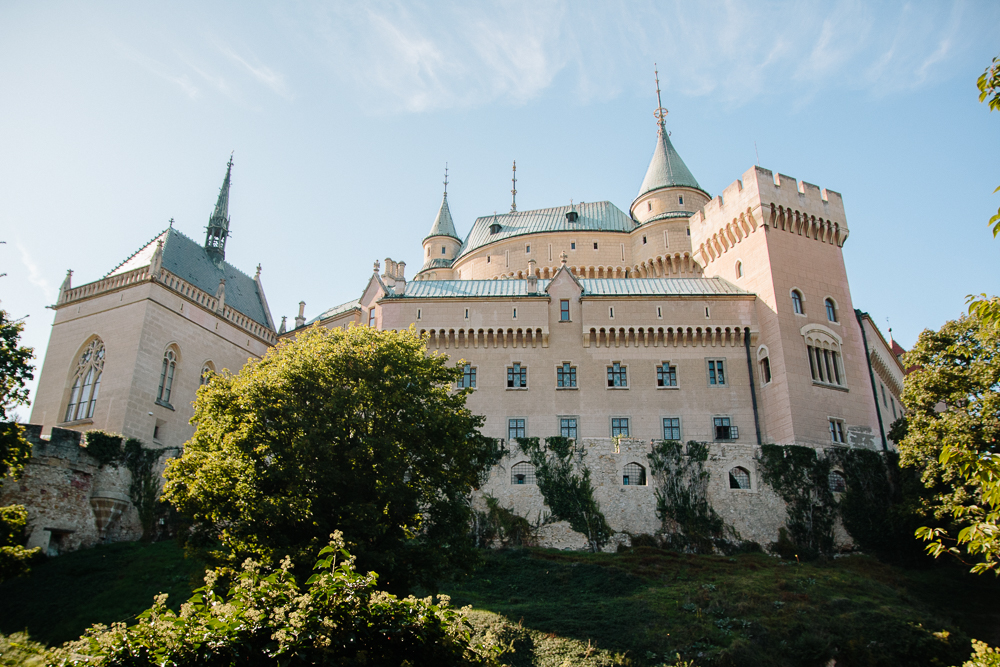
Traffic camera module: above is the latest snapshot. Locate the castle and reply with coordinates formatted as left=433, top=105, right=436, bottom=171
left=4, top=89, right=906, bottom=553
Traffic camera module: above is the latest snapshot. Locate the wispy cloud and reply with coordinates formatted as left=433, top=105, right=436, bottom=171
left=114, top=42, right=199, bottom=99
left=217, top=43, right=293, bottom=100
left=16, top=242, right=55, bottom=303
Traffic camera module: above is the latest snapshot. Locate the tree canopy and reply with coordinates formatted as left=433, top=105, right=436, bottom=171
left=898, top=315, right=1000, bottom=574
left=968, top=53, right=1000, bottom=327
left=163, top=325, right=499, bottom=592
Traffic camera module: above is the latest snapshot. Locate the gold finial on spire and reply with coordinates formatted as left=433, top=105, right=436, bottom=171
left=510, top=160, right=517, bottom=212
left=443, top=163, right=449, bottom=197
left=654, top=63, right=668, bottom=127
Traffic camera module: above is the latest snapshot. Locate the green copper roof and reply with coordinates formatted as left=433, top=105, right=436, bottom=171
left=395, top=276, right=749, bottom=299
left=456, top=201, right=636, bottom=260
left=635, top=125, right=706, bottom=201
left=307, top=298, right=361, bottom=326
left=424, top=193, right=459, bottom=241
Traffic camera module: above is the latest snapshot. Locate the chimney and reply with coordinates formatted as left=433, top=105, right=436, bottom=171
left=294, top=301, right=306, bottom=329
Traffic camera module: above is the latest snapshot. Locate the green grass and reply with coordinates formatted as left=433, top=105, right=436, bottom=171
left=442, top=548, right=1000, bottom=667
left=0, top=540, right=206, bottom=646
left=1, top=541, right=998, bottom=666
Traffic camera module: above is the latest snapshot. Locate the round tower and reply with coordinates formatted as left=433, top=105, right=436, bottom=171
left=416, top=169, right=462, bottom=280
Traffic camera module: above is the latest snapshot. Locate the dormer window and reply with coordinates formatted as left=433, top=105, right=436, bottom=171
left=566, top=210, right=578, bottom=222
left=490, top=222, right=502, bottom=234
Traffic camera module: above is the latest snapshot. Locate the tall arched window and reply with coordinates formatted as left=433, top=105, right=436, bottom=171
left=791, top=290, right=804, bottom=315
left=200, top=361, right=215, bottom=386
left=825, top=298, right=838, bottom=322
left=157, top=347, right=178, bottom=407
left=65, top=338, right=105, bottom=422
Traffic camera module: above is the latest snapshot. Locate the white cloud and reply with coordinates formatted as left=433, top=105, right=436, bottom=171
left=16, top=242, right=55, bottom=303
left=114, top=42, right=199, bottom=99
left=217, top=44, right=293, bottom=100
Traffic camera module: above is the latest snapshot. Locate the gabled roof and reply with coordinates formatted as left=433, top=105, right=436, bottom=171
left=424, top=193, right=459, bottom=241
left=108, top=227, right=273, bottom=328
left=456, top=201, right=636, bottom=260
left=635, top=126, right=706, bottom=201
left=393, top=276, right=749, bottom=299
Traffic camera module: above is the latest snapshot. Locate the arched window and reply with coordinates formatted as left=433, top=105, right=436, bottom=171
left=157, top=347, right=178, bottom=407
left=791, top=290, right=804, bottom=315
left=200, top=361, right=215, bottom=386
left=511, top=461, right=536, bottom=485
left=65, top=338, right=105, bottom=422
left=825, top=298, right=837, bottom=322
left=828, top=470, right=846, bottom=493
left=803, top=325, right=846, bottom=389
left=757, top=346, right=771, bottom=385
left=735, top=261, right=743, bottom=278
left=623, top=462, right=647, bottom=486
left=729, top=466, right=751, bottom=490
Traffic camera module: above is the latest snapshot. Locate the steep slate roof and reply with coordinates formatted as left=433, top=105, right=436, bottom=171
left=424, top=193, right=460, bottom=241
left=108, top=227, right=273, bottom=328
left=306, top=298, right=361, bottom=326
left=396, top=277, right=749, bottom=299
left=456, top=201, right=636, bottom=260
left=635, top=126, right=707, bottom=201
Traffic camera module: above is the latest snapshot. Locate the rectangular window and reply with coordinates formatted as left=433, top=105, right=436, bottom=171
left=557, top=363, right=577, bottom=388
left=607, top=362, right=627, bottom=387
left=662, top=417, right=681, bottom=441
left=560, top=300, right=570, bottom=321
left=571, top=242, right=576, bottom=250
left=708, top=359, right=726, bottom=386
left=368, top=309, right=376, bottom=327
left=507, top=363, right=527, bottom=388
left=416, top=309, right=421, bottom=320
left=611, top=417, right=630, bottom=437
left=525, top=244, right=530, bottom=254
left=560, top=417, right=578, bottom=439
left=593, top=242, right=598, bottom=250
left=664, top=231, right=669, bottom=247
left=609, top=307, right=614, bottom=318
left=656, top=364, right=677, bottom=387
left=656, top=306, right=662, bottom=318
left=891, top=396, right=897, bottom=419
left=508, top=418, right=526, bottom=440
left=457, top=364, right=476, bottom=389
left=760, top=357, right=772, bottom=384
left=714, top=417, right=738, bottom=440
left=881, top=383, right=887, bottom=407
left=829, top=419, right=846, bottom=444
left=642, top=235, right=647, bottom=244
left=512, top=307, right=517, bottom=319
left=464, top=308, right=469, bottom=319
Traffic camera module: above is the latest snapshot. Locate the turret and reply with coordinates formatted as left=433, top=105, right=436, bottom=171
left=630, top=69, right=710, bottom=224
left=205, top=155, right=233, bottom=264
left=418, top=166, right=462, bottom=279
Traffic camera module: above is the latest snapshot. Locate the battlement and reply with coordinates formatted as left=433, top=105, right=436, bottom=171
left=690, top=166, right=849, bottom=268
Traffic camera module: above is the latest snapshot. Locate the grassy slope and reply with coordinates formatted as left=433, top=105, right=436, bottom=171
left=1, top=541, right=997, bottom=666
left=0, top=541, right=205, bottom=646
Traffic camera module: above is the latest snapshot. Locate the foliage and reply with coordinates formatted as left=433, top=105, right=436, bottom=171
left=516, top=437, right=612, bottom=551
left=756, top=445, right=837, bottom=558
left=647, top=440, right=732, bottom=554
left=836, top=448, right=932, bottom=565
left=898, top=315, right=1000, bottom=574
left=963, top=640, right=1000, bottom=667
left=471, top=495, right=536, bottom=548
left=81, top=431, right=124, bottom=467
left=0, top=306, right=38, bottom=584
left=164, top=325, right=496, bottom=592
left=0, top=631, right=82, bottom=667
left=60, top=532, right=499, bottom=666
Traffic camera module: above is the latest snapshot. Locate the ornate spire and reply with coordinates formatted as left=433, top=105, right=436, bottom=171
left=510, top=160, right=517, bottom=212
left=205, top=154, right=233, bottom=263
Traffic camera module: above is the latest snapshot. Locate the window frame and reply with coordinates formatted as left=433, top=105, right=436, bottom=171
left=156, top=346, right=178, bottom=410
left=559, top=299, right=570, bottom=322
left=729, top=466, right=752, bottom=491
left=622, top=462, right=647, bottom=486
left=507, top=417, right=527, bottom=441
left=610, top=416, right=630, bottom=438
left=656, top=362, right=678, bottom=388
left=829, top=418, right=847, bottom=444
left=457, top=363, right=477, bottom=389
left=662, top=416, right=682, bottom=441
left=706, top=358, right=727, bottom=386
left=556, top=362, right=577, bottom=389
left=791, top=288, right=805, bottom=315
left=511, top=460, right=536, bottom=485
left=825, top=297, right=838, bottom=323
left=607, top=362, right=628, bottom=388
left=713, top=416, right=738, bottom=441
left=506, top=362, right=527, bottom=389
left=559, top=416, right=579, bottom=439
left=64, top=337, right=105, bottom=423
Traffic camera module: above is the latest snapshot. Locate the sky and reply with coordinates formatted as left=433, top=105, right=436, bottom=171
left=1, top=1, right=999, bottom=409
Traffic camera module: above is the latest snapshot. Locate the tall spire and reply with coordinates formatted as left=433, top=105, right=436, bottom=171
left=205, top=154, right=233, bottom=263
left=424, top=164, right=459, bottom=241
left=634, top=67, right=705, bottom=201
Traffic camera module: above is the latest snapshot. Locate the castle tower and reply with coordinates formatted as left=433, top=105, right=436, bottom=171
left=204, top=156, right=233, bottom=264
left=30, top=158, right=275, bottom=451
left=688, top=166, right=880, bottom=448
left=416, top=167, right=462, bottom=280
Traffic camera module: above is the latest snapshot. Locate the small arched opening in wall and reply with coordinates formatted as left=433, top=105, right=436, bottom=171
left=622, top=462, right=647, bottom=486
left=729, top=466, right=752, bottom=490
left=510, top=461, right=536, bottom=485
left=756, top=345, right=772, bottom=386
left=790, top=288, right=805, bottom=315
left=828, top=469, right=847, bottom=493
left=824, top=296, right=839, bottom=323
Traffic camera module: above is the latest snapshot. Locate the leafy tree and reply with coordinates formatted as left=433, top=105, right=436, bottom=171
left=163, top=325, right=499, bottom=592
left=0, top=305, right=40, bottom=581
left=898, top=315, right=1000, bottom=573
left=62, top=532, right=500, bottom=666
left=968, top=54, right=1000, bottom=327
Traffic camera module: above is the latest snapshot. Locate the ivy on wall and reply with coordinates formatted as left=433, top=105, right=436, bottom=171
left=516, top=437, right=612, bottom=551
left=757, top=445, right=838, bottom=558
left=648, top=440, right=735, bottom=553
left=83, top=431, right=162, bottom=540
left=470, top=494, right=535, bottom=548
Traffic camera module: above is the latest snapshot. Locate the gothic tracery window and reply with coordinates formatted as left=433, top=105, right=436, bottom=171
left=157, top=348, right=178, bottom=407
left=65, top=338, right=105, bottom=422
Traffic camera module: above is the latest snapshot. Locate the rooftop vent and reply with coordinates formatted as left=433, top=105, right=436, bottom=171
left=566, top=201, right=578, bottom=222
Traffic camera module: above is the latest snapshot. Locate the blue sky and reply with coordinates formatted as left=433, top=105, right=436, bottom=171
left=2, top=1, right=999, bottom=407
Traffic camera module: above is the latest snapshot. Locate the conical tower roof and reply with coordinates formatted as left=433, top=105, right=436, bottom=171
left=205, top=156, right=233, bottom=262
left=635, top=124, right=706, bottom=200
left=424, top=193, right=459, bottom=241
